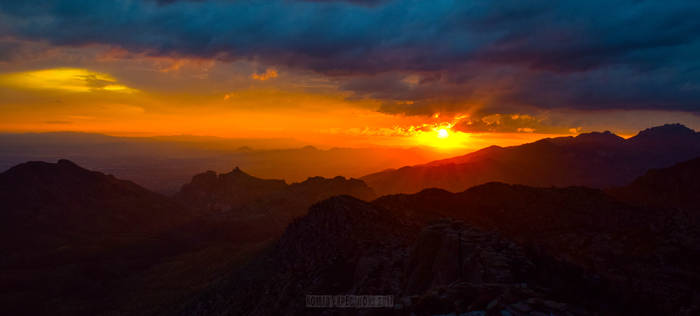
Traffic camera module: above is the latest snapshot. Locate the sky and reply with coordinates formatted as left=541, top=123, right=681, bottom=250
left=1, top=0, right=700, bottom=151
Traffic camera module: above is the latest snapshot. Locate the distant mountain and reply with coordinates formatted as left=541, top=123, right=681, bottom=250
left=0, top=160, right=196, bottom=315
left=0, top=132, right=449, bottom=193
left=182, top=165, right=700, bottom=315
left=176, top=167, right=288, bottom=213
left=362, top=124, right=700, bottom=195
left=175, top=167, right=375, bottom=230
left=0, top=159, right=192, bottom=249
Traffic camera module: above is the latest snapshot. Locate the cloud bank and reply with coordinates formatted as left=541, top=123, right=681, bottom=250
left=1, top=0, right=700, bottom=115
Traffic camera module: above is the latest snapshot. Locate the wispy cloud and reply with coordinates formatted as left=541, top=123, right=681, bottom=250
left=251, top=68, right=278, bottom=81
left=0, top=68, right=137, bottom=93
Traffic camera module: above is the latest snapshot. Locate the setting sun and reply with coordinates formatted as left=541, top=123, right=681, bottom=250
left=410, top=127, right=473, bottom=151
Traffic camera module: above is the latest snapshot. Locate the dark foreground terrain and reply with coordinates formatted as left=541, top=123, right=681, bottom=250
left=175, top=158, right=700, bottom=315
left=0, top=160, right=373, bottom=315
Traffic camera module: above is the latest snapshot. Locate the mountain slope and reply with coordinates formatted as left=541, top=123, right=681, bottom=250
left=175, top=167, right=375, bottom=226
left=175, top=167, right=287, bottom=213
left=610, top=156, right=700, bottom=211
left=362, top=124, right=700, bottom=195
left=0, top=159, right=193, bottom=253
left=608, top=157, right=700, bottom=263
left=0, top=160, right=198, bottom=315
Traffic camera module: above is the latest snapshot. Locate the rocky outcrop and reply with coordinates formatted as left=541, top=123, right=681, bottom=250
left=176, top=167, right=375, bottom=218
left=175, top=167, right=287, bottom=213
left=173, top=196, right=409, bottom=315
left=375, top=182, right=700, bottom=315
left=172, top=168, right=377, bottom=247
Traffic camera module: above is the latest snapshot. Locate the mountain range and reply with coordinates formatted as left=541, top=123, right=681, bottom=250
left=179, top=156, right=700, bottom=316
left=0, top=160, right=374, bottom=315
left=172, top=167, right=375, bottom=247
left=362, top=124, right=700, bottom=195
left=1, top=124, right=699, bottom=315
left=0, top=132, right=448, bottom=194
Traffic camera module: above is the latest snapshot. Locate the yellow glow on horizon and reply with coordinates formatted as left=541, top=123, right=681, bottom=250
left=0, top=66, right=572, bottom=152
left=0, top=68, right=137, bottom=93
left=101, top=84, right=131, bottom=92
left=409, top=128, right=470, bottom=150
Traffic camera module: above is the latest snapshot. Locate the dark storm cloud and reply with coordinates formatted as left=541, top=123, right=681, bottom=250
left=300, top=0, right=388, bottom=6
left=1, top=0, right=700, bottom=114
left=0, top=38, right=55, bottom=63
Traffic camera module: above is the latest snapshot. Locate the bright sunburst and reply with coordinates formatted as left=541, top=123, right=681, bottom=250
left=411, top=127, right=470, bottom=151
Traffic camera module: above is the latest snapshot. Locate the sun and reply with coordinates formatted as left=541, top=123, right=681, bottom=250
left=414, top=126, right=470, bottom=150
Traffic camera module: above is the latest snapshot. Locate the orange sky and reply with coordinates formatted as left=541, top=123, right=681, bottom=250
left=0, top=62, right=558, bottom=151
left=0, top=51, right=697, bottom=152
left=2, top=2, right=700, bottom=155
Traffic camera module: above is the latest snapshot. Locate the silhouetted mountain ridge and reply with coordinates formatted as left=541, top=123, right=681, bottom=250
left=3, top=142, right=700, bottom=315
left=0, top=159, right=191, bottom=237
left=176, top=167, right=288, bottom=213
left=362, top=124, right=700, bottom=195
left=548, top=130, right=625, bottom=146
left=0, top=159, right=198, bottom=315
left=0, top=132, right=451, bottom=193
left=175, top=167, right=375, bottom=220
left=631, top=123, right=697, bottom=140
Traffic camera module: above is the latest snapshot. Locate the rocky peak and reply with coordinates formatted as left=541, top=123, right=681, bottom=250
left=228, top=166, right=243, bottom=175
left=188, top=170, right=218, bottom=187
left=0, top=159, right=140, bottom=200
left=219, top=166, right=272, bottom=182
left=281, top=195, right=394, bottom=243
left=547, top=130, right=624, bottom=146
left=180, top=167, right=286, bottom=192
left=0, top=159, right=190, bottom=236
left=3, top=159, right=89, bottom=179
left=176, top=167, right=287, bottom=213
left=632, top=123, right=696, bottom=139
left=288, top=176, right=376, bottom=201
left=627, top=124, right=698, bottom=148
left=573, top=130, right=625, bottom=144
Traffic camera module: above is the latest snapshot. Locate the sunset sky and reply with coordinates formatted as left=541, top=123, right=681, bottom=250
left=1, top=0, right=700, bottom=151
